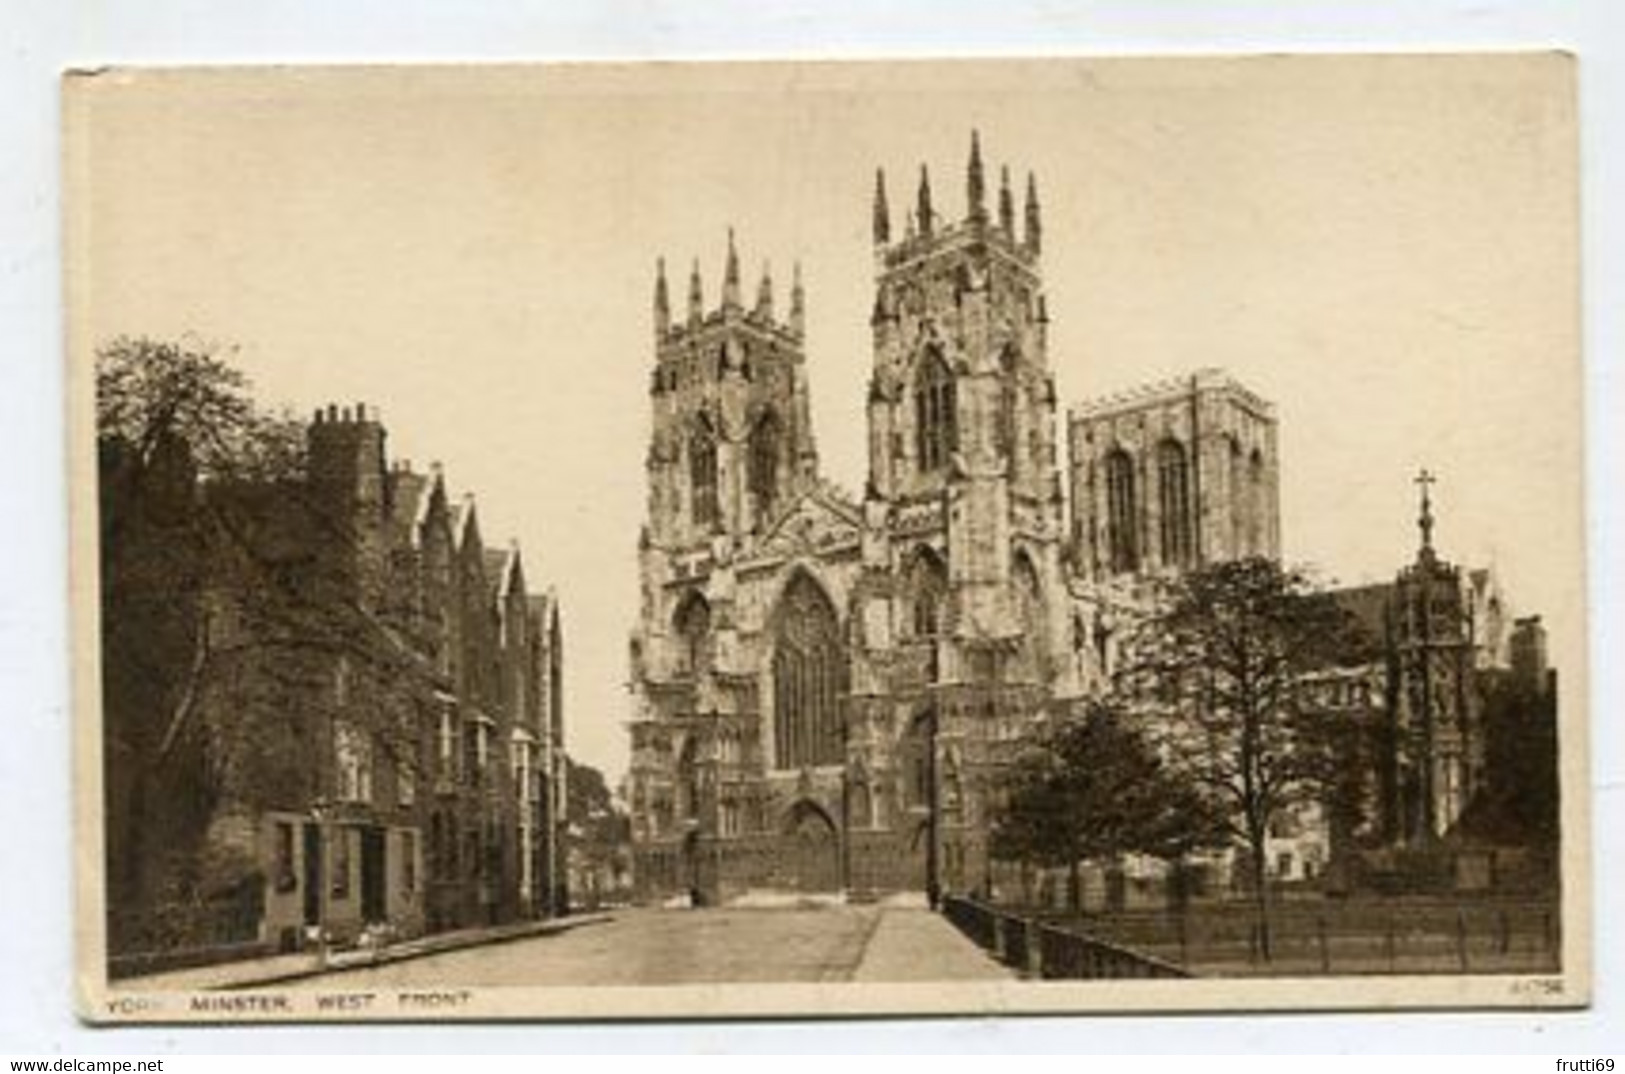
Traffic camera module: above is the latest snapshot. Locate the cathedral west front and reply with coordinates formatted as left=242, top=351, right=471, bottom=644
left=626, top=134, right=1281, bottom=905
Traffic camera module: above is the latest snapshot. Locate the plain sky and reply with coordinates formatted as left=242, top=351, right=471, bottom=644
left=68, top=55, right=1582, bottom=784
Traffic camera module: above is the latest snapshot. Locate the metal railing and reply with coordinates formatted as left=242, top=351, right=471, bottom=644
left=942, top=894, right=1190, bottom=980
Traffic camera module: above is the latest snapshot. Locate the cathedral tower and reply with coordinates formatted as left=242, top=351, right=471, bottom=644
left=645, top=234, right=817, bottom=549
left=864, top=133, right=1067, bottom=681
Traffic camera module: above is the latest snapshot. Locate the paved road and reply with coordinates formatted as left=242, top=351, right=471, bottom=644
left=290, top=905, right=1010, bottom=988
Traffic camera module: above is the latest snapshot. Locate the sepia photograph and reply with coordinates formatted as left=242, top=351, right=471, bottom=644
left=64, top=53, right=1588, bottom=1021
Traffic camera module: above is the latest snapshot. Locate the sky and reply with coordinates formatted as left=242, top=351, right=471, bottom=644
left=68, top=55, right=1583, bottom=784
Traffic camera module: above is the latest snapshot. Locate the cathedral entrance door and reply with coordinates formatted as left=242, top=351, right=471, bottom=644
left=781, top=800, right=840, bottom=893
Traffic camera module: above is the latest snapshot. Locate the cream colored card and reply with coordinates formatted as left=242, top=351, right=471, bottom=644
left=66, top=54, right=1587, bottom=1022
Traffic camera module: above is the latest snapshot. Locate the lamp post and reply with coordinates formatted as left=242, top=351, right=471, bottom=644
left=307, top=803, right=329, bottom=968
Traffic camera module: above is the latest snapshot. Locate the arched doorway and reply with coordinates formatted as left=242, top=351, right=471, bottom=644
left=779, top=800, right=840, bottom=893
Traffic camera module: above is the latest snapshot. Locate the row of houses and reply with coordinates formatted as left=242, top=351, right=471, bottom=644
left=100, top=402, right=568, bottom=971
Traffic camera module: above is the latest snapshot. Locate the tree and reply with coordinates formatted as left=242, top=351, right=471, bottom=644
left=96, top=335, right=305, bottom=482
left=1116, top=557, right=1364, bottom=959
left=564, top=758, right=632, bottom=908
left=991, top=700, right=1226, bottom=913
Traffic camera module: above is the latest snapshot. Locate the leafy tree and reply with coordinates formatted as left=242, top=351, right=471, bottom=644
left=991, top=700, right=1226, bottom=913
left=1115, top=557, right=1364, bottom=959
left=563, top=758, right=632, bottom=907
left=96, top=334, right=305, bottom=482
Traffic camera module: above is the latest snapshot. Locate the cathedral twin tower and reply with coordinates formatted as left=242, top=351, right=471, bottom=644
left=627, top=134, right=1279, bottom=904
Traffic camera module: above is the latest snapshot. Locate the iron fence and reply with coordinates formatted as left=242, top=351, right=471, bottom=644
left=941, top=894, right=1190, bottom=980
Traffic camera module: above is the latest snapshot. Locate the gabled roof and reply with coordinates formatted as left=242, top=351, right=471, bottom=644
left=453, top=493, right=480, bottom=550
left=386, top=468, right=429, bottom=544
left=759, top=479, right=862, bottom=538
left=482, top=548, right=511, bottom=600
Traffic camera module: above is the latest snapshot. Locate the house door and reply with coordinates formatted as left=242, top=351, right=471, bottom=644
left=302, top=824, right=323, bottom=927
left=360, top=826, right=387, bottom=923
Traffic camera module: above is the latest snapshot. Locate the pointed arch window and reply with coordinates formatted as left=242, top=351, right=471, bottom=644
left=1247, top=448, right=1266, bottom=556
left=673, top=592, right=711, bottom=678
left=1228, top=437, right=1245, bottom=557
left=905, top=548, right=948, bottom=641
left=914, top=348, right=957, bottom=473
left=690, top=423, right=718, bottom=530
left=772, top=574, right=845, bottom=770
left=1157, top=438, right=1195, bottom=568
left=996, top=347, right=1019, bottom=465
left=904, top=547, right=948, bottom=683
left=677, top=736, right=700, bottom=821
left=1105, top=448, right=1139, bottom=573
left=748, top=411, right=782, bottom=523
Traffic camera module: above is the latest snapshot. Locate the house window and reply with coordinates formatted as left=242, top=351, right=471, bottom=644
left=690, top=425, right=718, bottom=529
left=331, top=828, right=351, bottom=900
left=437, top=708, right=456, bottom=780
left=274, top=821, right=297, bottom=893
left=335, top=722, right=372, bottom=804
left=1105, top=449, right=1139, bottom=572
left=1157, top=438, right=1194, bottom=568
left=402, top=830, right=417, bottom=895
left=514, top=745, right=532, bottom=806
left=914, top=348, right=957, bottom=473
left=398, top=756, right=415, bottom=806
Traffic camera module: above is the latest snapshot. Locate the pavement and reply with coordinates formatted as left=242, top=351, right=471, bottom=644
left=851, top=906, right=1012, bottom=982
left=117, top=913, right=610, bottom=992
left=116, top=904, right=1014, bottom=990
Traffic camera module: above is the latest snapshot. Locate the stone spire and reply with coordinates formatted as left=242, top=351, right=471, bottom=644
left=722, top=228, right=741, bottom=310
left=687, top=258, right=703, bottom=325
left=1024, top=171, right=1042, bottom=254
left=873, top=168, right=891, bottom=246
left=967, top=130, right=986, bottom=221
left=756, top=260, right=774, bottom=320
left=917, top=165, right=934, bottom=238
left=789, top=261, right=805, bottom=338
left=653, top=257, right=670, bottom=340
left=998, top=165, right=1015, bottom=235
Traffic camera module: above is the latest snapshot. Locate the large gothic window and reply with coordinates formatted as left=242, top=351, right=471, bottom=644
left=1105, top=448, right=1139, bottom=573
left=673, top=592, right=711, bottom=678
left=1157, top=438, right=1195, bottom=569
left=748, top=411, right=782, bottom=523
left=914, top=348, right=957, bottom=473
left=690, top=423, right=718, bottom=530
left=772, top=573, right=845, bottom=770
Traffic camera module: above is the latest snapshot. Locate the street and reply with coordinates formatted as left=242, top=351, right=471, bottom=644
left=284, top=905, right=1012, bottom=988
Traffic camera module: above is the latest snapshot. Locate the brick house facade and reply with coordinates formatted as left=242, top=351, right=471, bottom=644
left=99, top=405, right=566, bottom=970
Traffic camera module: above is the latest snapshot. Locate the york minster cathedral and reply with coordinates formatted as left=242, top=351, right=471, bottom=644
left=626, top=134, right=1281, bottom=904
